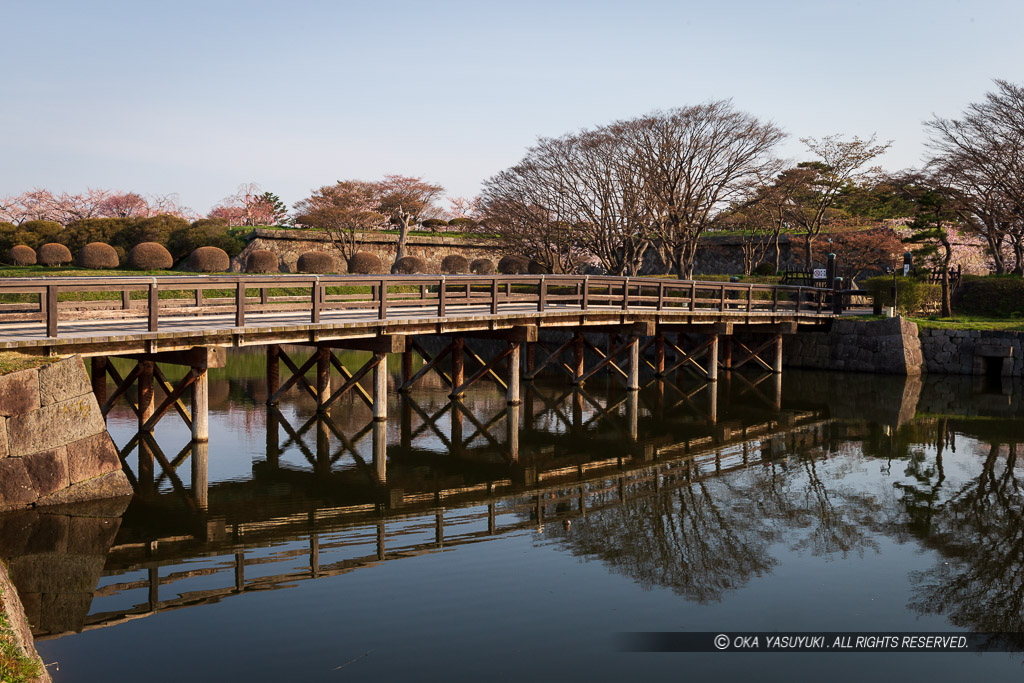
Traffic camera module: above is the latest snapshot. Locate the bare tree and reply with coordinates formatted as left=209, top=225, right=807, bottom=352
left=619, top=101, right=786, bottom=279
left=925, top=80, right=1024, bottom=274
left=783, top=135, right=892, bottom=268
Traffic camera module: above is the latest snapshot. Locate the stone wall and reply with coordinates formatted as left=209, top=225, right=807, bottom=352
left=782, top=317, right=923, bottom=375
left=232, top=229, right=505, bottom=273
left=0, top=356, right=133, bottom=511
left=919, top=329, right=1023, bottom=376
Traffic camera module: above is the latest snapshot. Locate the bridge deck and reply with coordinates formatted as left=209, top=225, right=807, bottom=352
left=0, top=274, right=844, bottom=355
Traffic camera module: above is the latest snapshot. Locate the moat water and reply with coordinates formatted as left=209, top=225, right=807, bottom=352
left=6, top=349, right=1024, bottom=681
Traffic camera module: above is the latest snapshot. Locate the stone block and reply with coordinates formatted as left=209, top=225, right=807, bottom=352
left=18, top=591, right=41, bottom=633
left=0, top=417, right=7, bottom=458
left=22, top=447, right=70, bottom=498
left=24, top=512, right=69, bottom=555
left=0, top=369, right=40, bottom=417
left=36, top=470, right=133, bottom=507
left=38, top=356, right=91, bottom=406
left=67, top=515, right=122, bottom=555
left=39, top=591, right=95, bottom=635
left=7, top=394, right=106, bottom=458
left=0, top=510, right=37, bottom=557
left=66, top=433, right=120, bottom=484
left=7, top=553, right=106, bottom=594
left=0, top=458, right=38, bottom=510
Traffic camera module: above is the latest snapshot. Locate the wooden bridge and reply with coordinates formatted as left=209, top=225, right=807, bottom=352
left=0, top=274, right=854, bottom=444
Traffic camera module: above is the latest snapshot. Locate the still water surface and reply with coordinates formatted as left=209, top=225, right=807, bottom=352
left=7, top=349, right=1024, bottom=681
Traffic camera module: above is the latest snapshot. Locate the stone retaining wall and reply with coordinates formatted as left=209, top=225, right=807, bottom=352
left=0, top=560, right=50, bottom=682
left=782, top=317, right=923, bottom=375
left=919, top=329, right=1023, bottom=376
left=232, top=229, right=504, bottom=273
left=0, top=356, right=133, bottom=511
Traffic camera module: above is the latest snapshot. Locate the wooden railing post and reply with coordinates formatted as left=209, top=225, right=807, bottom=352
left=491, top=278, right=499, bottom=314
left=379, top=278, right=388, bottom=320
left=438, top=276, right=446, bottom=316
left=622, top=277, right=630, bottom=310
left=538, top=277, right=546, bottom=312
left=690, top=283, right=697, bottom=311
left=657, top=281, right=665, bottom=311
left=121, top=289, right=131, bottom=310
left=311, top=278, right=321, bottom=323
left=582, top=275, right=589, bottom=310
left=719, top=284, right=726, bottom=312
left=235, top=281, right=246, bottom=326
left=148, top=281, right=159, bottom=332
left=46, top=285, right=58, bottom=337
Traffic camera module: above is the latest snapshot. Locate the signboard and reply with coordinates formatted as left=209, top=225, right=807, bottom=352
left=813, top=268, right=826, bottom=280
left=903, top=264, right=911, bottom=276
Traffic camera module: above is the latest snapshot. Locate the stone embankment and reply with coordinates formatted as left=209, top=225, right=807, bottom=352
left=0, top=356, right=133, bottom=511
left=0, top=560, right=51, bottom=682
left=784, top=317, right=1022, bottom=377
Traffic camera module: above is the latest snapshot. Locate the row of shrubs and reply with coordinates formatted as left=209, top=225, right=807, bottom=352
left=0, top=215, right=245, bottom=266
left=242, top=251, right=541, bottom=275
left=863, top=274, right=1024, bottom=318
left=6, top=242, right=234, bottom=272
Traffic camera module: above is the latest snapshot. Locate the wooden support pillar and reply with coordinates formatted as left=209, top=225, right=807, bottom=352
left=138, top=361, right=155, bottom=496
left=401, top=346, right=414, bottom=386
left=627, top=337, right=640, bottom=391
left=627, top=391, right=639, bottom=441
left=316, top=417, right=331, bottom=476
left=373, top=353, right=388, bottom=421
left=266, top=345, right=279, bottom=405
left=654, top=332, right=665, bottom=377
left=139, top=361, right=155, bottom=431
left=525, top=342, right=535, bottom=376
left=572, top=390, right=583, bottom=434
left=91, top=357, right=107, bottom=408
left=772, top=373, right=783, bottom=413
left=707, top=381, right=718, bottom=425
left=450, top=337, right=464, bottom=398
left=722, top=337, right=733, bottom=372
left=507, top=342, right=521, bottom=405
left=373, top=420, right=387, bottom=484
left=451, top=403, right=463, bottom=455
left=191, top=367, right=209, bottom=442
left=316, top=346, right=330, bottom=412
left=507, top=403, right=520, bottom=462
left=707, top=335, right=719, bottom=382
left=400, top=396, right=412, bottom=450
left=266, top=408, right=280, bottom=468
left=191, top=441, right=209, bottom=509
left=572, top=332, right=584, bottom=384
left=772, top=333, right=783, bottom=373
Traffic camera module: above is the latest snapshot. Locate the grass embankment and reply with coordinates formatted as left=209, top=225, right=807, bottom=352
left=0, top=352, right=52, bottom=375
left=908, top=316, right=1024, bottom=331
left=0, top=591, right=43, bottom=683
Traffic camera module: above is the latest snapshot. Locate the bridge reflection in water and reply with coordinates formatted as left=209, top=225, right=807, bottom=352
left=4, top=357, right=1024, bottom=657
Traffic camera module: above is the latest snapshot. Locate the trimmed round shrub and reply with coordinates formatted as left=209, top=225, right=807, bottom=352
left=421, top=218, right=447, bottom=229
left=753, top=262, right=777, bottom=276
left=349, top=251, right=385, bottom=274
left=297, top=251, right=336, bottom=274
left=470, top=258, right=495, bottom=275
left=38, top=243, right=72, bottom=267
left=441, top=254, right=470, bottom=274
left=448, top=217, right=478, bottom=229
left=245, top=249, right=279, bottom=273
left=527, top=259, right=547, bottom=275
left=8, top=245, right=36, bottom=266
left=188, top=246, right=230, bottom=272
left=77, top=242, right=119, bottom=269
left=498, top=255, right=529, bottom=275
left=127, top=242, right=173, bottom=270
left=392, top=256, right=426, bottom=274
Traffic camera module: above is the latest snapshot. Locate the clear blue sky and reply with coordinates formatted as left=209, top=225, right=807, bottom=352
left=2, top=0, right=1021, bottom=214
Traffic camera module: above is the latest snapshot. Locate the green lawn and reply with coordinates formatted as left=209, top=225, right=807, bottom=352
left=908, top=316, right=1024, bottom=331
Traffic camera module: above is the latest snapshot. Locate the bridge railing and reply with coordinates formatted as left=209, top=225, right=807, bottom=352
left=0, top=274, right=844, bottom=338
